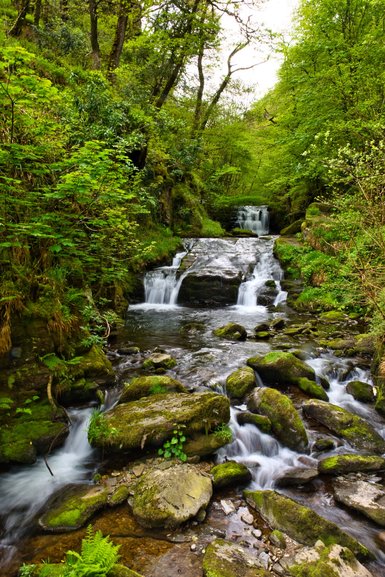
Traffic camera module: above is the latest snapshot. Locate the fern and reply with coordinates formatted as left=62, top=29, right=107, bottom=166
left=63, top=526, right=120, bottom=577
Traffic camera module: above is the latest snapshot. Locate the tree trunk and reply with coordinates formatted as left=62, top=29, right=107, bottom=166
left=8, top=0, right=30, bottom=36
left=89, top=0, right=101, bottom=69
left=33, top=0, right=42, bottom=26
left=108, top=0, right=142, bottom=78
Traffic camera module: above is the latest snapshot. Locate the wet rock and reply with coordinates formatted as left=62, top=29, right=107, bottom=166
left=247, top=351, right=316, bottom=389
left=221, top=499, right=236, bottom=515
left=346, top=380, right=375, bottom=403
left=184, top=429, right=232, bottom=457
left=247, top=387, right=308, bottom=451
left=142, top=353, right=177, bottom=370
left=178, top=274, right=241, bottom=307
left=280, top=219, right=303, bottom=235
left=70, top=344, right=115, bottom=383
left=287, top=541, right=374, bottom=577
left=241, top=511, right=254, bottom=525
left=119, top=375, right=187, bottom=403
left=213, top=323, right=247, bottom=341
left=319, top=310, right=347, bottom=322
left=312, top=437, right=335, bottom=452
left=244, top=490, right=370, bottom=560
left=211, top=461, right=252, bottom=489
left=56, top=377, right=100, bottom=405
left=131, top=463, right=212, bottom=529
left=110, top=565, right=144, bottom=577
left=254, top=322, right=270, bottom=333
left=39, top=485, right=109, bottom=532
left=375, top=531, right=385, bottom=552
left=319, top=454, right=385, bottom=475
left=269, top=530, right=286, bottom=548
left=303, top=400, right=385, bottom=454
left=296, top=377, right=329, bottom=400
left=89, top=392, right=230, bottom=454
left=275, top=466, right=318, bottom=487
left=202, top=538, right=271, bottom=577
left=254, top=331, right=271, bottom=339
left=226, top=366, right=256, bottom=399
left=269, top=318, right=286, bottom=331
left=333, top=478, right=385, bottom=527
left=237, top=412, right=272, bottom=434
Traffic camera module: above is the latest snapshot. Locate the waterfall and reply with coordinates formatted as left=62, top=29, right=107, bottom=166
left=236, top=206, right=269, bottom=235
left=236, top=250, right=286, bottom=308
left=0, top=408, right=94, bottom=569
left=143, top=250, right=187, bottom=305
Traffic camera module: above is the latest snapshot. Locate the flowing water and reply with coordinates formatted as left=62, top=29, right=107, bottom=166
left=2, top=206, right=385, bottom=574
left=236, top=206, right=270, bottom=235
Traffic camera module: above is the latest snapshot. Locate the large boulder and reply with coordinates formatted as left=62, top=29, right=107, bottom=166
left=319, top=454, right=385, bottom=476
left=88, top=392, right=230, bottom=453
left=247, top=351, right=316, bottom=387
left=131, top=463, right=212, bottom=528
left=178, top=274, right=241, bottom=307
left=303, top=400, right=385, bottom=454
left=202, top=539, right=271, bottom=577
left=247, top=387, right=308, bottom=451
left=226, top=366, right=256, bottom=399
left=346, top=380, right=375, bottom=403
left=244, top=490, right=370, bottom=560
left=333, top=478, right=385, bottom=527
left=119, top=375, right=187, bottom=403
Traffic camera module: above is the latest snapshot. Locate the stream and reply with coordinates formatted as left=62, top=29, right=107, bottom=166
left=1, top=206, right=385, bottom=576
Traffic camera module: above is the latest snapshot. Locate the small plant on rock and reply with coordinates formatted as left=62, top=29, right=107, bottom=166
left=158, top=426, right=187, bottom=462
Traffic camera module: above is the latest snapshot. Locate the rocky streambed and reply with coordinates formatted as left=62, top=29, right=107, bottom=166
left=1, top=236, right=385, bottom=577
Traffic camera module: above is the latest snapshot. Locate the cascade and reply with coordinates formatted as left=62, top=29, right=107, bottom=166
left=236, top=249, right=286, bottom=308
left=0, top=408, right=94, bottom=570
left=143, top=250, right=187, bottom=305
left=236, top=205, right=270, bottom=235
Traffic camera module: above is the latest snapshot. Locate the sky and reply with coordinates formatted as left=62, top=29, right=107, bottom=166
left=221, top=0, right=300, bottom=100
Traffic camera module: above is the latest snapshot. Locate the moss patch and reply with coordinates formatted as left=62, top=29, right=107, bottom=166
left=203, top=538, right=271, bottom=577
left=226, top=366, right=256, bottom=399
left=120, top=375, right=187, bottom=403
left=247, top=351, right=316, bottom=389
left=213, top=323, right=247, bottom=341
left=211, top=461, right=252, bottom=489
left=319, top=454, right=385, bottom=475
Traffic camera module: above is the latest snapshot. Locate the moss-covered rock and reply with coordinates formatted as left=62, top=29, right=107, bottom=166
left=296, top=378, right=329, bottom=400
left=119, top=375, right=187, bottom=403
left=225, top=366, right=256, bottom=399
left=247, top=351, right=316, bottom=389
left=319, top=310, right=346, bottom=322
left=184, top=428, right=233, bottom=457
left=109, top=565, right=144, bottom=577
left=280, top=219, right=303, bottom=236
left=319, top=454, right=385, bottom=475
left=131, top=463, right=212, bottom=528
left=288, top=542, right=373, bottom=577
left=70, top=345, right=114, bottom=382
left=237, top=412, right=272, bottom=433
left=244, top=490, right=370, bottom=560
left=346, top=381, right=375, bottom=403
left=247, top=387, right=308, bottom=451
left=312, top=437, right=335, bottom=452
left=39, top=485, right=109, bottom=532
left=333, top=478, right=385, bottom=527
left=32, top=563, right=143, bottom=577
left=88, top=392, right=230, bottom=453
left=210, top=461, right=252, bottom=489
left=269, top=529, right=287, bottom=549
left=142, top=352, right=177, bottom=370
left=303, top=400, right=385, bottom=454
left=213, top=323, right=247, bottom=341
left=202, top=538, right=271, bottom=577
left=55, top=377, right=100, bottom=405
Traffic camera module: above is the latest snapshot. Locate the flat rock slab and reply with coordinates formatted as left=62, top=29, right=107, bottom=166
left=275, top=466, right=319, bottom=487
left=303, top=400, right=385, bottom=454
left=319, top=454, right=385, bottom=475
left=333, top=478, right=385, bottom=527
left=89, top=392, right=230, bottom=452
left=202, top=538, right=271, bottom=577
left=244, top=489, right=370, bottom=560
left=131, top=463, right=212, bottom=529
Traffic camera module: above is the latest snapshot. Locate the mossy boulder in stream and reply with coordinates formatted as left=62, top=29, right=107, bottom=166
left=303, top=400, right=385, bottom=454
left=247, top=387, right=308, bottom=451
left=213, top=323, right=247, bottom=341
left=288, top=542, right=374, bottom=577
left=296, top=378, right=329, bottom=401
left=247, top=351, right=317, bottom=390
left=142, top=352, right=177, bottom=370
left=319, top=454, right=385, bottom=475
left=210, top=461, right=252, bottom=489
left=119, top=375, right=187, bottom=403
left=131, top=463, right=212, bottom=528
left=226, top=366, right=256, bottom=399
left=202, top=539, right=271, bottom=577
left=346, top=380, right=375, bottom=403
left=237, top=412, right=272, bottom=433
left=244, top=490, right=371, bottom=560
left=39, top=485, right=109, bottom=532
left=88, top=392, right=230, bottom=454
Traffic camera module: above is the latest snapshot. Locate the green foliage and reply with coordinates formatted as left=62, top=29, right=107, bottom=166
left=213, top=424, right=233, bottom=444
left=18, top=564, right=36, bottom=577
left=158, top=426, right=187, bottom=462
left=63, top=526, right=120, bottom=577
left=0, top=396, right=14, bottom=411
left=88, top=410, right=117, bottom=445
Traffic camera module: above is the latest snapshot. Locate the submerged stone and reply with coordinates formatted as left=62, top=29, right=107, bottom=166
left=210, top=461, right=252, bottom=489
left=244, top=490, right=371, bottom=560
left=319, top=454, right=385, bottom=475
left=213, top=323, right=247, bottom=341
left=131, top=463, right=212, bottom=528
left=226, top=366, right=256, bottom=399
left=247, top=387, right=308, bottom=451
left=202, top=538, right=271, bottom=577
left=142, top=352, right=177, bottom=370
left=333, top=478, right=385, bottom=527
left=303, top=400, right=385, bottom=454
left=119, top=375, right=187, bottom=403
left=88, top=392, right=230, bottom=453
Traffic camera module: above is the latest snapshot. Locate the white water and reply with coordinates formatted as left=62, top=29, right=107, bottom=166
left=236, top=251, right=287, bottom=308
left=144, top=250, right=187, bottom=305
left=0, top=408, right=94, bottom=568
left=236, top=206, right=270, bottom=235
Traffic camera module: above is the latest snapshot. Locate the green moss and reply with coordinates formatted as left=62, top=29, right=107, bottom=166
left=237, top=412, right=272, bottom=433
left=247, top=351, right=316, bottom=388
left=38, top=564, right=65, bottom=577
left=203, top=539, right=271, bottom=577
left=297, top=378, right=329, bottom=401
left=346, top=380, right=374, bottom=403
left=40, top=487, right=108, bottom=530
left=70, top=345, right=114, bottom=379
left=244, top=490, right=371, bottom=560
left=226, top=366, right=256, bottom=399
left=213, top=323, right=247, bottom=341
left=211, top=461, right=252, bottom=489
left=319, top=310, right=346, bottom=321
left=108, top=485, right=130, bottom=506
left=120, top=375, right=187, bottom=403
left=109, top=565, right=145, bottom=577
left=319, top=454, right=385, bottom=475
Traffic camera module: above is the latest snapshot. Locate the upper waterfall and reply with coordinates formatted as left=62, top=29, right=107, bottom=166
left=236, top=206, right=269, bottom=235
